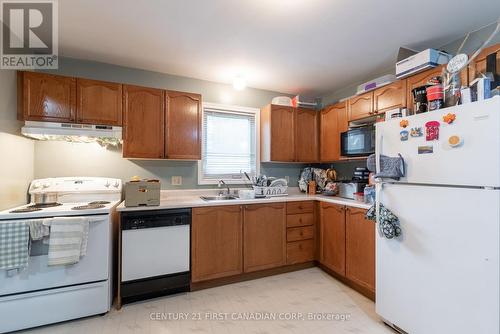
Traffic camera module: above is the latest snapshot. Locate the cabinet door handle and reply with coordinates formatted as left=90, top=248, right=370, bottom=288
left=298, top=218, right=302, bottom=223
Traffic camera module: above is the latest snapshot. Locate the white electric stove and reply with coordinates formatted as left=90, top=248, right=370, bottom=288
left=0, top=177, right=122, bottom=333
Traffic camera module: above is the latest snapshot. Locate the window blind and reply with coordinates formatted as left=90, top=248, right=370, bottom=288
left=201, top=107, right=256, bottom=181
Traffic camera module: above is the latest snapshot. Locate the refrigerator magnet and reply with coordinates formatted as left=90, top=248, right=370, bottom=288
left=410, top=127, right=423, bottom=137
left=400, top=130, right=409, bottom=141
left=443, top=113, right=456, bottom=124
left=425, top=121, right=440, bottom=141
left=400, top=119, right=409, bottom=128
left=418, top=145, right=434, bottom=154
left=448, top=135, right=463, bottom=147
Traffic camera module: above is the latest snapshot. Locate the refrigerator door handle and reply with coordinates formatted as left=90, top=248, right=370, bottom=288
left=376, top=133, right=383, bottom=174
left=375, top=183, right=381, bottom=235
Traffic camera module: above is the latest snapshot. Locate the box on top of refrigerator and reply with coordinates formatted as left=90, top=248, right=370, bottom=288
left=396, top=48, right=451, bottom=79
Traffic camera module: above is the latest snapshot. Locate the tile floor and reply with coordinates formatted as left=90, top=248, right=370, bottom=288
left=22, top=268, right=395, bottom=334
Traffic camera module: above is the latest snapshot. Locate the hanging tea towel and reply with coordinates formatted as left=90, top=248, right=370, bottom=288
left=0, top=222, right=30, bottom=270
left=47, top=217, right=88, bottom=266
left=366, top=203, right=402, bottom=239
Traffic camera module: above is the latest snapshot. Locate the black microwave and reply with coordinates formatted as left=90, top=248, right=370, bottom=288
left=340, top=126, right=375, bottom=157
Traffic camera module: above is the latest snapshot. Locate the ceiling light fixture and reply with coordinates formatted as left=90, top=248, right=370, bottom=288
left=233, top=75, right=246, bottom=90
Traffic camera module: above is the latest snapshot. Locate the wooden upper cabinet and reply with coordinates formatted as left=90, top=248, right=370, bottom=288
left=76, top=78, right=122, bottom=126
left=468, top=43, right=500, bottom=85
left=165, top=90, right=201, bottom=160
left=243, top=203, right=286, bottom=272
left=345, top=207, right=375, bottom=293
left=348, top=91, right=373, bottom=121
left=319, top=101, right=347, bottom=162
left=18, top=71, right=76, bottom=122
left=122, top=85, right=165, bottom=159
left=260, top=104, right=295, bottom=162
left=191, top=206, right=243, bottom=282
left=406, top=66, right=444, bottom=113
left=373, top=80, right=406, bottom=113
left=295, top=108, right=318, bottom=162
left=319, top=202, right=346, bottom=276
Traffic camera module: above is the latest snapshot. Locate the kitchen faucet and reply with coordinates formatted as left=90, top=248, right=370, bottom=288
left=218, top=180, right=231, bottom=195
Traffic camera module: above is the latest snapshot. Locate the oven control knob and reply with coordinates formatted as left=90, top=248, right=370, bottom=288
left=113, top=181, right=120, bottom=188
left=32, top=182, right=41, bottom=189
left=42, top=182, right=50, bottom=189
left=104, top=181, right=111, bottom=188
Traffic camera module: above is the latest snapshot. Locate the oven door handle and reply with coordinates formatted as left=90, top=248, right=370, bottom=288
left=42, top=217, right=106, bottom=226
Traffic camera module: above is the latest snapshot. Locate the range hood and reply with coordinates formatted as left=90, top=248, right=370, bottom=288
left=21, top=121, right=122, bottom=147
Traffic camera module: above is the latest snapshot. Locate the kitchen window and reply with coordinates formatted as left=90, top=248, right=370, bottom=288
left=198, top=103, right=259, bottom=184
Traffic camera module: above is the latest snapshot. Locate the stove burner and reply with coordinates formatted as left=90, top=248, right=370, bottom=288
left=88, top=201, right=110, bottom=205
left=72, top=204, right=105, bottom=210
left=10, top=207, right=43, bottom=213
left=28, top=203, right=63, bottom=209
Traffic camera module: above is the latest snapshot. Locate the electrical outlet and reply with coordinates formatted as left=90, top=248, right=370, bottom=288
left=171, top=176, right=182, bottom=186
left=284, top=176, right=290, bottom=183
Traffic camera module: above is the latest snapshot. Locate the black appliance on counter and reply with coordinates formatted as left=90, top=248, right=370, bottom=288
left=340, top=125, right=375, bottom=157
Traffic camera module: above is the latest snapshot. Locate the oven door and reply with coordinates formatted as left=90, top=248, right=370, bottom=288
left=0, top=215, right=110, bottom=296
left=341, top=126, right=375, bottom=157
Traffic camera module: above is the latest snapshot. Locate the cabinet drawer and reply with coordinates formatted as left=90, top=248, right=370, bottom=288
left=287, top=226, right=314, bottom=242
left=286, top=213, right=314, bottom=228
left=287, top=240, right=314, bottom=265
left=286, top=201, right=314, bottom=214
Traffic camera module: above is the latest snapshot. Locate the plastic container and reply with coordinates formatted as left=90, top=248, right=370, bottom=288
left=364, top=186, right=375, bottom=204
left=238, top=189, right=255, bottom=199
left=426, top=85, right=444, bottom=111
left=354, top=192, right=365, bottom=202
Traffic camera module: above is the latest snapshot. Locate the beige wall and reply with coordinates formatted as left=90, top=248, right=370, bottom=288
left=0, top=70, right=34, bottom=210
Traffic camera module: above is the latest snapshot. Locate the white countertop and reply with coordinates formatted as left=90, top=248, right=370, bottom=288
left=116, top=188, right=372, bottom=212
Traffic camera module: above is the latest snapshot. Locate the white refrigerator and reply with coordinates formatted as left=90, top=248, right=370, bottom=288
left=375, top=96, right=500, bottom=334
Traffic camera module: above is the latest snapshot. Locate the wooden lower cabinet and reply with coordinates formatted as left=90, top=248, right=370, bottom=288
left=243, top=203, right=286, bottom=272
left=345, top=207, right=375, bottom=293
left=287, top=240, right=314, bottom=265
left=191, top=206, right=243, bottom=282
left=319, top=202, right=346, bottom=275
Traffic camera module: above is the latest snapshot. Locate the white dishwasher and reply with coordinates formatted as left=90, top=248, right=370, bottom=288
left=121, top=208, right=191, bottom=304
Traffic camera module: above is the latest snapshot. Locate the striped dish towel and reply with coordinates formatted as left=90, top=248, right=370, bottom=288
left=27, top=219, right=50, bottom=241
left=47, top=217, right=89, bottom=266
left=0, top=222, right=30, bottom=270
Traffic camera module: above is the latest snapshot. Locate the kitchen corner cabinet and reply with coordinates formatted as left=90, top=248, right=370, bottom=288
left=261, top=104, right=296, bottom=162
left=295, top=108, right=319, bottom=162
left=191, top=206, right=243, bottom=283
left=17, top=71, right=76, bottom=122
left=319, top=101, right=347, bottom=162
left=345, top=207, right=375, bottom=293
left=348, top=91, right=373, bottom=121
left=122, top=85, right=165, bottom=159
left=405, top=66, right=444, bottom=114
left=261, top=104, right=319, bottom=163
left=243, top=203, right=286, bottom=272
left=165, top=90, right=201, bottom=160
left=373, top=80, right=407, bottom=113
left=319, top=202, right=346, bottom=275
left=76, top=78, right=122, bottom=126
